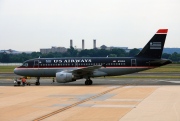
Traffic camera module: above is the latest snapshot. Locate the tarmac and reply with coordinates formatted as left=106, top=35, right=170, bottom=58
left=0, top=73, right=180, bottom=121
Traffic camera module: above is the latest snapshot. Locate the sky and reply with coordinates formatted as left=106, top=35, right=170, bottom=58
left=0, top=0, right=180, bottom=52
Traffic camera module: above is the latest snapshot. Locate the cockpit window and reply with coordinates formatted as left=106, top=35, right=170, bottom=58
left=22, top=63, right=28, bottom=67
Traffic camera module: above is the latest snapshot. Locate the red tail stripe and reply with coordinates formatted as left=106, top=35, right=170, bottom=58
left=156, top=29, right=168, bottom=33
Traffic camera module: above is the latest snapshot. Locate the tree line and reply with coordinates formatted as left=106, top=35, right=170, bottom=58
left=0, top=47, right=180, bottom=63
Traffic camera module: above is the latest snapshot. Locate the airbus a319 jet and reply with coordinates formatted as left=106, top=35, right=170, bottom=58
left=14, top=29, right=172, bottom=85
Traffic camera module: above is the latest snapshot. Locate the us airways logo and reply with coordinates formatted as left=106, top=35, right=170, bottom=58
left=53, top=59, right=92, bottom=63
left=150, top=42, right=161, bottom=49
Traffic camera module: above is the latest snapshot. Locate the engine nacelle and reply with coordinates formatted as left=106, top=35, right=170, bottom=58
left=56, top=72, right=76, bottom=83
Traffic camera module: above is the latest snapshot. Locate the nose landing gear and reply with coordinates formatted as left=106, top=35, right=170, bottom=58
left=35, top=77, right=40, bottom=85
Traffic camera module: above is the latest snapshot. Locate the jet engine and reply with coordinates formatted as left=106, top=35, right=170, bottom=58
left=56, top=72, right=76, bottom=83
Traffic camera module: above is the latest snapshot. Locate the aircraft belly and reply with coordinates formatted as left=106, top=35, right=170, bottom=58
left=25, top=69, right=45, bottom=77
left=43, top=69, right=58, bottom=77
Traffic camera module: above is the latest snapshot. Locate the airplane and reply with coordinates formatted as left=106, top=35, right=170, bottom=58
left=14, top=29, right=172, bottom=85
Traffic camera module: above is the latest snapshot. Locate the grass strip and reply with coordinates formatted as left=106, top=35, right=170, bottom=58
left=0, top=66, right=17, bottom=73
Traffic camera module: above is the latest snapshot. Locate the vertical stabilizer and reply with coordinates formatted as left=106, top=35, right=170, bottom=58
left=136, top=29, right=168, bottom=59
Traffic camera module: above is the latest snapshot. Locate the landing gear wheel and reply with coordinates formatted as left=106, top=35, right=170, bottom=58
left=35, top=82, right=40, bottom=85
left=85, top=79, right=93, bottom=85
left=89, top=80, right=93, bottom=85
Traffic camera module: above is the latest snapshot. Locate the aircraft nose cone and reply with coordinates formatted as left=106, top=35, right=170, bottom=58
left=14, top=68, right=18, bottom=75
left=14, top=68, right=24, bottom=76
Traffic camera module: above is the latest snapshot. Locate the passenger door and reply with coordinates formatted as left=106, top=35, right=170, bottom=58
left=131, top=59, right=137, bottom=66
left=34, top=60, right=39, bottom=69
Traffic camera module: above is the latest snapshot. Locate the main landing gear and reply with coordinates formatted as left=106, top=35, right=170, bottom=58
left=85, top=78, right=93, bottom=85
left=35, top=77, right=40, bottom=85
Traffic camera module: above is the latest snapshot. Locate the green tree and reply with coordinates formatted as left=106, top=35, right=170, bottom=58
left=96, top=49, right=109, bottom=57
left=78, top=49, right=90, bottom=57
left=109, top=54, right=117, bottom=57
left=44, top=52, right=55, bottom=58
left=31, top=52, right=42, bottom=58
left=169, top=52, right=180, bottom=62
left=162, top=53, right=171, bottom=59
left=110, top=49, right=126, bottom=57
left=1, top=53, right=10, bottom=62
left=67, top=46, right=78, bottom=57
left=0, top=53, right=2, bottom=62
left=129, top=48, right=140, bottom=57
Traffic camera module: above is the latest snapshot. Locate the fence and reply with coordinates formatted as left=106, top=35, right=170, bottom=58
left=0, top=63, right=22, bottom=66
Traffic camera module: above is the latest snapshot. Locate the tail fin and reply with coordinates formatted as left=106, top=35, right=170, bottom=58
left=136, top=29, right=168, bottom=59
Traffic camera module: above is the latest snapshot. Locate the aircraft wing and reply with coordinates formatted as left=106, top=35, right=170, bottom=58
left=70, top=65, right=102, bottom=76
